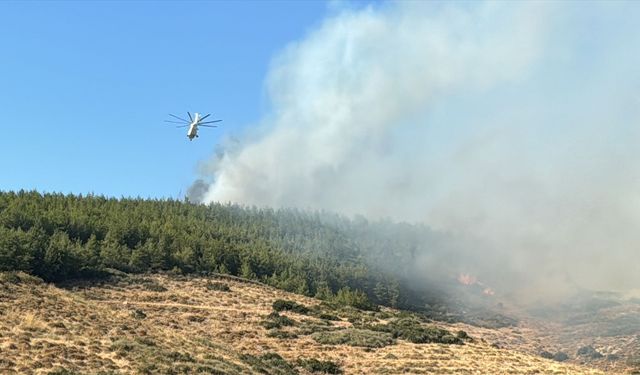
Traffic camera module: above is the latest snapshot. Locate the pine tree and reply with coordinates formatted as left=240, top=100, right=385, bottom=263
left=314, top=281, right=334, bottom=300
left=240, top=258, right=255, bottom=279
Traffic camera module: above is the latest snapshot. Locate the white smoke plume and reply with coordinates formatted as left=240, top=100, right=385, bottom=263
left=198, top=1, right=640, bottom=297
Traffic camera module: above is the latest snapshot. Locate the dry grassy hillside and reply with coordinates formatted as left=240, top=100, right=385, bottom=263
left=0, top=272, right=608, bottom=374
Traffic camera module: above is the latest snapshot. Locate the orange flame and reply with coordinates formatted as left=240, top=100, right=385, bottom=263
left=457, top=273, right=477, bottom=286
left=458, top=273, right=495, bottom=297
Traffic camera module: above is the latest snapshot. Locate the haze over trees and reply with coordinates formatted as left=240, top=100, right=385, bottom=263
left=0, top=190, right=454, bottom=313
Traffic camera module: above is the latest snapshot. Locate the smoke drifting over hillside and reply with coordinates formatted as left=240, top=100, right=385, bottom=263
left=195, top=2, right=640, bottom=298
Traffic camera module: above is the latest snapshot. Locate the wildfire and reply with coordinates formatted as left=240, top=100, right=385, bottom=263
left=458, top=273, right=477, bottom=286
left=458, top=273, right=495, bottom=296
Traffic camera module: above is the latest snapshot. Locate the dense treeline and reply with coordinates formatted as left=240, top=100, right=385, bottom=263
left=0, top=190, right=451, bottom=311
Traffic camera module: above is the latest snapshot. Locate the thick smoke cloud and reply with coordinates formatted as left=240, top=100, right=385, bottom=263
left=197, top=2, right=640, bottom=298
left=186, top=179, right=209, bottom=203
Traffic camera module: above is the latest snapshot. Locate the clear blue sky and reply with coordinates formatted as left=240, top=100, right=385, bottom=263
left=0, top=0, right=329, bottom=198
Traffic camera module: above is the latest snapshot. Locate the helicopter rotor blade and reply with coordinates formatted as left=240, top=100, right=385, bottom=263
left=199, top=114, right=211, bottom=121
left=199, top=120, right=222, bottom=125
left=175, top=125, right=189, bottom=128
left=199, top=125, right=218, bottom=128
left=187, top=112, right=193, bottom=122
left=164, top=120, right=188, bottom=124
left=168, top=114, right=190, bottom=123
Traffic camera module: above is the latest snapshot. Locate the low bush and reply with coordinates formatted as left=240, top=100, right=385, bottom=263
left=456, top=330, right=471, bottom=341
left=540, top=351, right=553, bottom=359
left=371, top=310, right=392, bottom=320
left=459, top=311, right=518, bottom=329
left=110, top=339, right=138, bottom=354
left=553, top=352, right=569, bottom=362
left=364, top=317, right=463, bottom=345
left=316, top=313, right=340, bottom=321
left=339, top=307, right=378, bottom=325
left=187, top=314, right=206, bottom=323
left=296, top=319, right=338, bottom=335
left=266, top=329, right=299, bottom=340
left=626, top=354, right=640, bottom=368
left=273, top=299, right=309, bottom=314
left=311, top=328, right=394, bottom=348
left=142, top=283, right=167, bottom=292
left=134, top=337, right=156, bottom=347
left=332, top=287, right=379, bottom=311
left=136, top=362, right=158, bottom=374
left=206, top=282, right=231, bottom=292
left=0, top=271, right=43, bottom=285
left=296, top=358, right=342, bottom=374
left=261, top=312, right=295, bottom=330
left=49, top=321, right=66, bottom=329
left=47, top=368, right=79, bottom=375
left=131, top=309, right=147, bottom=320
left=167, top=351, right=195, bottom=363
left=240, top=353, right=298, bottom=375
left=576, top=345, right=603, bottom=359
left=606, top=353, right=619, bottom=361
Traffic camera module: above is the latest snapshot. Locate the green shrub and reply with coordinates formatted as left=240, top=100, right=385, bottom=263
left=459, top=311, right=518, bottom=329
left=136, top=362, right=158, bottom=374
left=261, top=312, right=295, bottom=329
left=240, top=353, right=298, bottom=375
left=311, top=328, right=394, bottom=348
left=134, top=337, right=156, bottom=347
left=50, top=321, right=66, bottom=329
left=0, top=271, right=43, bottom=284
left=296, top=319, right=337, bottom=335
left=142, top=283, right=167, bottom=292
left=553, top=351, right=569, bottom=362
left=365, top=317, right=463, bottom=345
left=439, top=334, right=461, bottom=344
left=167, top=351, right=195, bottom=363
left=576, top=345, right=603, bottom=359
left=540, top=351, right=553, bottom=359
left=206, top=281, right=231, bottom=292
left=374, top=311, right=394, bottom=320
left=606, top=354, right=620, bottom=361
left=332, top=287, right=378, bottom=311
left=131, top=309, right=147, bottom=320
left=273, top=299, right=309, bottom=314
left=627, top=355, right=640, bottom=366
left=296, top=358, right=342, bottom=374
left=337, top=306, right=378, bottom=325
left=456, top=330, right=471, bottom=340
left=317, top=313, right=340, bottom=321
left=187, top=314, right=206, bottom=323
left=48, top=368, right=79, bottom=375
left=267, top=330, right=299, bottom=339
left=110, top=339, right=138, bottom=354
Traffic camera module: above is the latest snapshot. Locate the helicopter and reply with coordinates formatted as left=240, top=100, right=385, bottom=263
left=165, top=112, right=222, bottom=141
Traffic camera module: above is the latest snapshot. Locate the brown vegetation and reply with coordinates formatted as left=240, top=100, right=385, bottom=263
left=0, top=272, right=609, bottom=374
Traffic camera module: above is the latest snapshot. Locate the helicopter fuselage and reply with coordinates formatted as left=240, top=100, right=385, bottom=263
left=165, top=111, right=218, bottom=141
left=187, top=123, right=199, bottom=140
left=187, top=113, right=200, bottom=140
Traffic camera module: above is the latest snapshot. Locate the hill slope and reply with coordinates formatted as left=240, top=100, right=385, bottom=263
left=0, top=272, right=605, bottom=374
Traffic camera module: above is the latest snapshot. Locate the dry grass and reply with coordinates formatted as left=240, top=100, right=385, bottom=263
left=0, top=272, right=612, bottom=374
